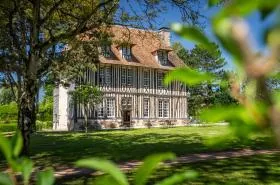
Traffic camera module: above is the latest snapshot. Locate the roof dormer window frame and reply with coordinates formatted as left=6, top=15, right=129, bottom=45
left=121, top=45, right=132, bottom=61
left=157, top=49, right=169, bottom=66
left=101, top=45, right=112, bottom=58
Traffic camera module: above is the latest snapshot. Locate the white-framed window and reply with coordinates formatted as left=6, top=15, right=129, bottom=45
left=157, top=72, right=164, bottom=88
left=143, top=70, right=149, bottom=87
left=101, top=45, right=112, bottom=58
left=99, top=67, right=105, bottom=85
left=97, top=104, right=104, bottom=117
left=127, top=68, right=133, bottom=86
left=163, top=100, right=169, bottom=118
left=97, top=98, right=115, bottom=118
left=106, top=98, right=115, bottom=117
left=122, top=45, right=132, bottom=60
left=157, top=50, right=168, bottom=65
left=105, top=67, right=111, bottom=85
left=158, top=99, right=169, bottom=118
left=143, top=98, right=149, bottom=117
left=121, top=68, right=126, bottom=86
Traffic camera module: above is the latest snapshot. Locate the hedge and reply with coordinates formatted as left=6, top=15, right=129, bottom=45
left=36, top=120, right=53, bottom=131
left=0, top=123, right=17, bottom=132
left=0, top=101, right=53, bottom=123
left=0, top=121, right=53, bottom=132
left=0, top=102, right=18, bottom=123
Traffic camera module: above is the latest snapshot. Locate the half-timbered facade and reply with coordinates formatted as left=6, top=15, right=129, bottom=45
left=53, top=25, right=189, bottom=131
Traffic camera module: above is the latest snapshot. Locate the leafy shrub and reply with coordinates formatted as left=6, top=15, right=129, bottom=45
left=0, top=102, right=18, bottom=123
left=36, top=121, right=53, bottom=131
left=0, top=121, right=53, bottom=132
left=38, top=96, right=53, bottom=121
left=0, top=123, right=17, bottom=132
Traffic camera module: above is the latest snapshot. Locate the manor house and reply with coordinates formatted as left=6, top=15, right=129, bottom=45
left=53, top=25, right=189, bottom=130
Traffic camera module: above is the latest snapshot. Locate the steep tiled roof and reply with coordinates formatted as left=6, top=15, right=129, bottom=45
left=99, top=25, right=185, bottom=70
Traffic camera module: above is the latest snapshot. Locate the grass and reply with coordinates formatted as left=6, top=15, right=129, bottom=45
left=147, top=153, right=280, bottom=185
left=61, top=153, right=280, bottom=185
left=28, top=126, right=276, bottom=168
left=0, top=125, right=278, bottom=184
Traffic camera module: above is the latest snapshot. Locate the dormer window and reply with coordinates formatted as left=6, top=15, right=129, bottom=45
left=101, top=45, right=112, bottom=58
left=121, top=45, right=132, bottom=60
left=157, top=50, right=168, bottom=65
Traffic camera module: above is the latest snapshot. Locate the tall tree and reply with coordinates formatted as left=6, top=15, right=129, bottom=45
left=0, top=0, right=118, bottom=155
left=0, top=0, right=203, bottom=155
left=173, top=43, right=236, bottom=117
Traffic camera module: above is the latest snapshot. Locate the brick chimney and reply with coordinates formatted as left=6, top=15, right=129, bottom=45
left=158, top=27, right=171, bottom=47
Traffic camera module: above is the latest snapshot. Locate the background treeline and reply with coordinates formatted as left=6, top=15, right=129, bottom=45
left=0, top=83, right=53, bottom=131
left=173, top=43, right=237, bottom=119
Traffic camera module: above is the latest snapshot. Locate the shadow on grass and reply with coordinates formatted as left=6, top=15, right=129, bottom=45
left=58, top=153, right=280, bottom=185
left=29, top=127, right=276, bottom=169
left=146, top=153, right=280, bottom=185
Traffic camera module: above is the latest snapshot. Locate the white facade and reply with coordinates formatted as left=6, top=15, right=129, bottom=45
left=53, top=84, right=75, bottom=131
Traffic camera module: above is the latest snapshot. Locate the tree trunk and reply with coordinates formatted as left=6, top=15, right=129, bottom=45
left=84, top=105, right=88, bottom=133
left=18, top=78, right=38, bottom=156
left=18, top=0, right=41, bottom=155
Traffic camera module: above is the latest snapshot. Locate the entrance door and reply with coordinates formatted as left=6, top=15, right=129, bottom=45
left=123, top=110, right=131, bottom=127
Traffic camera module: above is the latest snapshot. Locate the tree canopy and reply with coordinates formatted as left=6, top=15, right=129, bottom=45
left=173, top=43, right=236, bottom=117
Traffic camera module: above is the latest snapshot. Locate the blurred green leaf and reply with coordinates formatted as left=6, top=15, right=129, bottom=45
left=134, top=153, right=176, bottom=185
left=214, top=0, right=258, bottom=20
left=259, top=1, right=280, bottom=20
left=208, top=0, right=220, bottom=7
left=93, top=175, right=120, bottom=185
left=0, top=134, right=12, bottom=162
left=36, top=169, right=54, bottom=185
left=22, top=158, right=33, bottom=185
left=164, top=67, right=214, bottom=85
left=200, top=105, right=247, bottom=123
left=266, top=26, right=280, bottom=48
left=156, top=171, right=198, bottom=185
left=11, top=131, right=23, bottom=158
left=76, top=158, right=128, bottom=185
left=9, top=160, right=22, bottom=172
left=272, top=91, right=280, bottom=110
left=200, top=104, right=267, bottom=139
left=171, top=23, right=215, bottom=52
left=0, top=173, right=13, bottom=185
left=214, top=0, right=280, bottom=21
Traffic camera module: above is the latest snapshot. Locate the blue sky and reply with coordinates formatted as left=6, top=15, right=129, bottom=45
left=155, top=3, right=277, bottom=70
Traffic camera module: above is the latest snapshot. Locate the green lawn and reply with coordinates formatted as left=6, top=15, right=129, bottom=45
left=61, top=153, right=280, bottom=185
left=155, top=153, right=280, bottom=185
left=0, top=125, right=278, bottom=184
left=29, top=126, right=276, bottom=168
